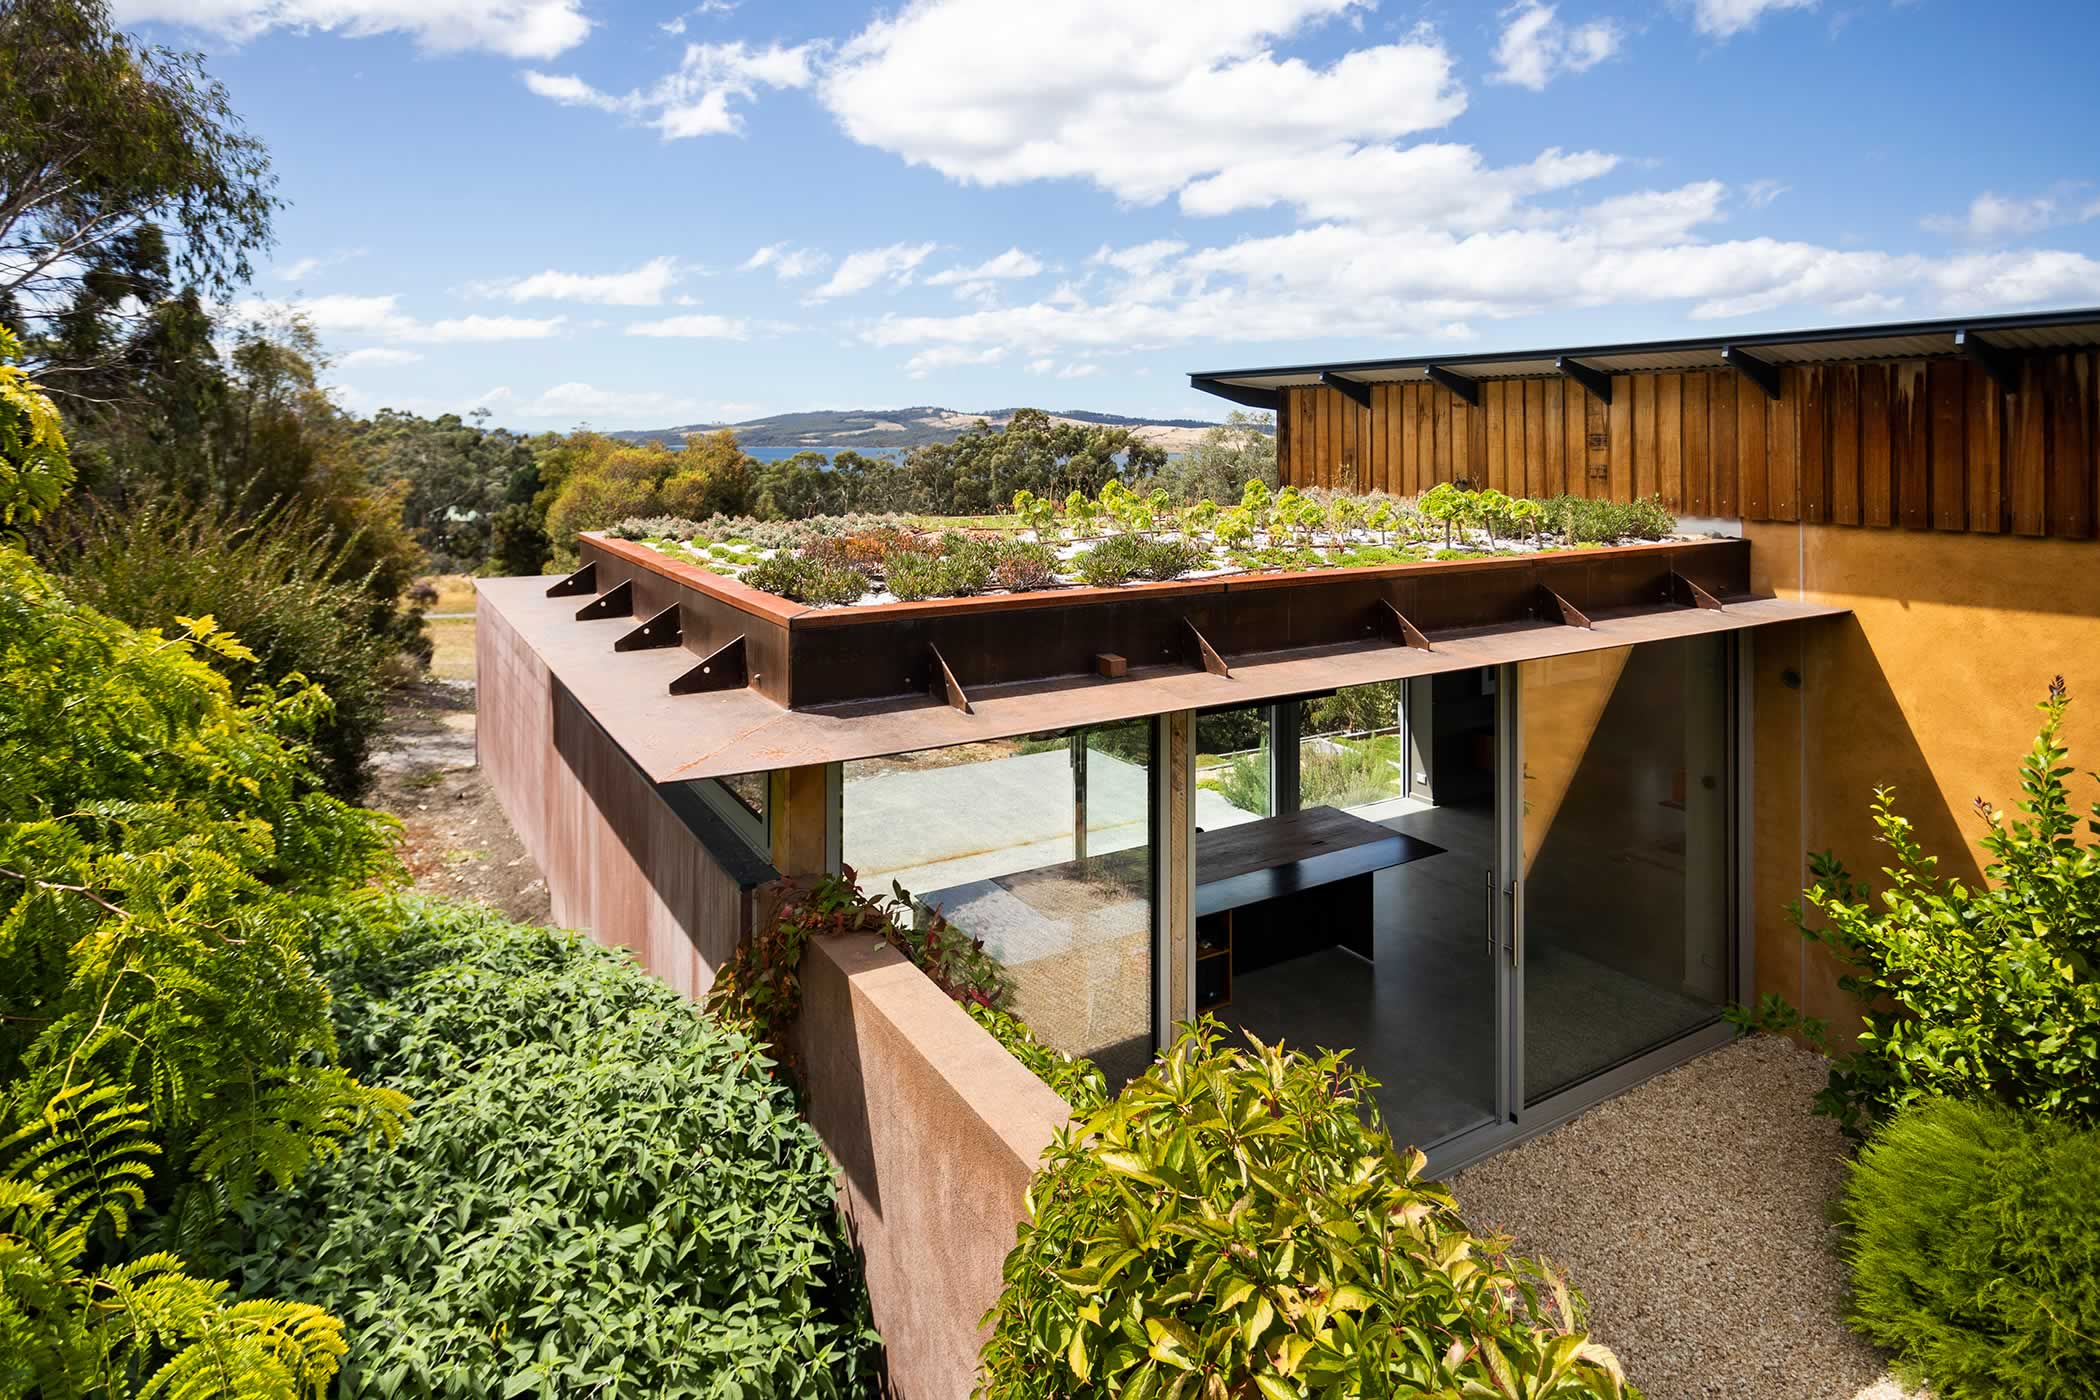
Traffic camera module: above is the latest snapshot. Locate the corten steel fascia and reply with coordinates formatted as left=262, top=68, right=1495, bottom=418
left=579, top=532, right=1758, bottom=709
left=480, top=574, right=1845, bottom=782
left=491, top=534, right=1848, bottom=781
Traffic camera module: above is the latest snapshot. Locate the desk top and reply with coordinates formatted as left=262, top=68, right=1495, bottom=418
left=1196, top=806, right=1445, bottom=917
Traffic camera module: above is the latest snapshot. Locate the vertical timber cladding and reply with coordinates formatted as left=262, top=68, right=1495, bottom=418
left=1276, top=352, right=2100, bottom=538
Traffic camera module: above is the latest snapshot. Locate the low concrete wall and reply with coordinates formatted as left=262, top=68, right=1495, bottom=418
left=475, top=583, right=1072, bottom=1399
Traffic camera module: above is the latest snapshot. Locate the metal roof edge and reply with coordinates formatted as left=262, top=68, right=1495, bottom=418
left=1187, top=304, right=2100, bottom=387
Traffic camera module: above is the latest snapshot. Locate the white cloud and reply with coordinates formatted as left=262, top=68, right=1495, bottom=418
left=1686, top=0, right=1817, bottom=39
left=523, top=381, right=702, bottom=421
left=1742, top=178, right=1788, bottom=208
left=742, top=243, right=831, bottom=279
left=1179, top=143, right=1617, bottom=227
left=230, top=293, right=562, bottom=343
left=113, top=0, right=589, bottom=59
left=338, top=346, right=425, bottom=367
left=926, top=248, right=1045, bottom=285
left=903, top=345, right=1006, bottom=378
left=523, top=39, right=815, bottom=139
left=275, top=248, right=365, bottom=282
left=1026, top=357, right=1057, bottom=374
left=849, top=210, right=2100, bottom=358
left=1089, top=240, right=1189, bottom=275
left=1057, top=362, right=1102, bottom=379
left=479, top=256, right=683, bottom=305
left=1490, top=2, right=1622, bottom=90
left=1923, top=189, right=2100, bottom=241
left=806, top=241, right=939, bottom=302
left=819, top=0, right=1465, bottom=205
left=625, top=312, right=751, bottom=338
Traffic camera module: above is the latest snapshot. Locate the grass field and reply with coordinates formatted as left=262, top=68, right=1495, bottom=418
left=421, top=574, right=477, bottom=682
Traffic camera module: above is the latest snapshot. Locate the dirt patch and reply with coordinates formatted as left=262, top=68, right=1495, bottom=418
left=368, top=678, right=550, bottom=925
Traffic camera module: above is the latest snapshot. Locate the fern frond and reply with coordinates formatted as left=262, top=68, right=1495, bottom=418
left=0, top=1081, right=158, bottom=1239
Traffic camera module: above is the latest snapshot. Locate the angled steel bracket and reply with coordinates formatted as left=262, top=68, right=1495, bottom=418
left=1185, top=618, right=1232, bottom=678
left=574, top=579, right=633, bottom=622
left=1722, top=345, right=1782, bottom=400
left=929, top=644, right=973, bottom=714
left=546, top=562, right=596, bottom=598
left=1375, top=598, right=1433, bottom=651
left=1542, top=586, right=1592, bottom=629
left=1425, top=365, right=1481, bottom=406
left=1556, top=356, right=1613, bottom=405
left=669, top=634, right=748, bottom=696
left=1670, top=571, right=1725, bottom=611
left=614, top=604, right=682, bottom=651
left=1956, top=329, right=2022, bottom=396
left=1188, top=376, right=1282, bottom=412
left=1320, top=371, right=1373, bottom=408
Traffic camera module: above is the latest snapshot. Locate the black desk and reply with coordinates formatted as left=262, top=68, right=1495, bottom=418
left=1195, top=806, right=1446, bottom=1010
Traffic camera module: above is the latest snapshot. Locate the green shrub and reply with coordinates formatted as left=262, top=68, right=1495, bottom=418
left=233, top=898, right=881, bottom=1397
left=46, top=496, right=399, bottom=799
left=742, top=549, right=868, bottom=605
left=965, top=1002, right=1107, bottom=1113
left=1, top=543, right=405, bottom=1397
left=1841, top=1098, right=2100, bottom=1399
left=1541, top=495, right=1675, bottom=544
left=1073, top=533, right=1139, bottom=586
left=977, top=1021, right=1635, bottom=1399
left=990, top=538, right=1060, bottom=592
left=1749, top=678, right=2100, bottom=1135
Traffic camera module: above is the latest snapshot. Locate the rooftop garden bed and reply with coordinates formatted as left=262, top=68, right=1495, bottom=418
left=607, top=481, right=1686, bottom=608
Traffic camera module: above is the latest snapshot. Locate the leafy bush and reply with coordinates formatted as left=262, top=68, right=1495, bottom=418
left=0, top=327, right=72, bottom=525
left=1074, top=533, right=1143, bottom=586
left=1754, top=678, right=2100, bottom=1136
left=965, top=1002, right=1108, bottom=1113
left=1841, top=1098, right=2100, bottom=1399
left=1, top=541, right=404, bottom=1396
left=742, top=550, right=868, bottom=606
left=233, top=898, right=881, bottom=1397
left=978, top=1021, right=1634, bottom=1399
left=887, top=540, right=992, bottom=601
left=1541, top=495, right=1675, bottom=544
left=46, top=495, right=400, bottom=798
left=990, top=538, right=1060, bottom=592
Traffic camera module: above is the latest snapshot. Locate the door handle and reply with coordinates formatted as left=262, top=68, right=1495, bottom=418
left=1507, top=879, right=1523, bottom=969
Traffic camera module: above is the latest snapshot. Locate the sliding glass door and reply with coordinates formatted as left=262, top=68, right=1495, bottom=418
left=1514, top=635, right=1737, bottom=1107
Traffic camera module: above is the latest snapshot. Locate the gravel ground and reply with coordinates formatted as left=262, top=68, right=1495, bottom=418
left=1452, top=1035, right=1926, bottom=1400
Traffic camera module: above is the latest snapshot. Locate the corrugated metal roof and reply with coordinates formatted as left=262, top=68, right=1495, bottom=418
left=1191, top=305, right=2100, bottom=395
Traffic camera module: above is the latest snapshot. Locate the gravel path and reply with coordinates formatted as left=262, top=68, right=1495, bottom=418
left=1452, top=1036, right=1925, bottom=1400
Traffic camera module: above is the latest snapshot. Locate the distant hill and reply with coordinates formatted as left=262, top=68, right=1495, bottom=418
left=606, top=405, right=1268, bottom=455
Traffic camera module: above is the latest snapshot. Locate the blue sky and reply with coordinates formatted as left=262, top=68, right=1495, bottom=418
left=116, top=0, right=2100, bottom=432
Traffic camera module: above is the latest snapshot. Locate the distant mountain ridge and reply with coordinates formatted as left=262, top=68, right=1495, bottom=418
left=606, top=405, right=1267, bottom=454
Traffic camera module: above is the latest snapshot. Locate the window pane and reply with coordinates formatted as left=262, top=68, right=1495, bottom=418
left=843, top=722, right=1157, bottom=1089
left=1520, top=637, right=1732, bottom=1102
left=719, top=771, right=767, bottom=821
left=1195, top=704, right=1272, bottom=822
left=1297, top=682, right=1404, bottom=813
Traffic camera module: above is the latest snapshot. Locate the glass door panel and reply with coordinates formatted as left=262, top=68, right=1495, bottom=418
left=1208, top=672, right=1506, bottom=1156
left=1517, top=637, right=1733, bottom=1104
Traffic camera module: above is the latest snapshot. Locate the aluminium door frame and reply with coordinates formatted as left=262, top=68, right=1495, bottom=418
left=1429, top=635, right=1750, bottom=1176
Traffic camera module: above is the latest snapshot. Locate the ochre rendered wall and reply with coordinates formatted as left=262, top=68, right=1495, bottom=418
left=1745, top=524, right=2100, bottom=1031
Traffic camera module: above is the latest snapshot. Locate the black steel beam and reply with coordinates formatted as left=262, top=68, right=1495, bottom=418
left=1188, top=376, right=1283, bottom=412
left=1425, top=365, right=1481, bottom=406
left=614, top=604, right=682, bottom=652
left=1320, top=371, right=1373, bottom=408
left=1556, top=356, right=1613, bottom=405
left=669, top=635, right=747, bottom=696
left=1956, top=329, right=2022, bottom=395
left=1722, top=345, right=1782, bottom=400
